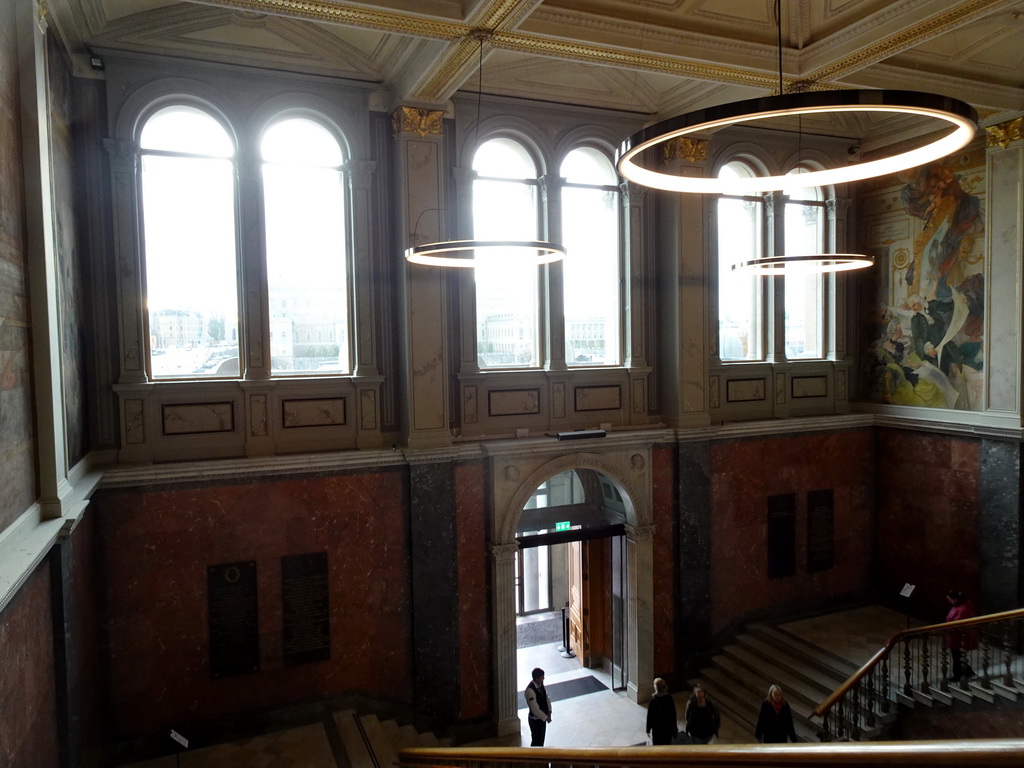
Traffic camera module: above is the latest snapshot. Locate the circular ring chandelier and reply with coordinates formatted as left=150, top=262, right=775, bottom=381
left=616, top=90, right=978, bottom=194
left=732, top=253, right=875, bottom=273
left=405, top=239, right=567, bottom=268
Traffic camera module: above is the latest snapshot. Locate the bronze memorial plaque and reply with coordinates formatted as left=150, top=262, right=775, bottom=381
left=282, top=552, right=330, bottom=666
left=207, top=560, right=259, bottom=678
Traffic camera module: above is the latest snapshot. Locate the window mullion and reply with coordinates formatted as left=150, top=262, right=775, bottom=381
left=238, top=145, right=271, bottom=380
left=541, top=173, right=564, bottom=371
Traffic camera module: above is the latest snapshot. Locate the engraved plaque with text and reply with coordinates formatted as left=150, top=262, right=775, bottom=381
left=807, top=489, right=835, bottom=572
left=282, top=552, right=330, bottom=666
left=208, top=561, right=259, bottom=678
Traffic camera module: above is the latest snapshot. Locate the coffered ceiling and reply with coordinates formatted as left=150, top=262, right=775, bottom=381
left=48, top=0, right=1024, bottom=129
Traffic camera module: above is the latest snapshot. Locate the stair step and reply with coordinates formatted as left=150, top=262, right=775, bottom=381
left=720, top=643, right=833, bottom=707
left=395, top=723, right=420, bottom=750
left=989, top=680, right=1020, bottom=702
left=749, top=624, right=860, bottom=678
left=698, top=668, right=818, bottom=742
left=360, top=715, right=398, bottom=768
left=334, top=711, right=376, bottom=768
left=735, top=633, right=848, bottom=691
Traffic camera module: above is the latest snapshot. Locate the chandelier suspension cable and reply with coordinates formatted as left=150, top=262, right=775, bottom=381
left=404, top=31, right=567, bottom=268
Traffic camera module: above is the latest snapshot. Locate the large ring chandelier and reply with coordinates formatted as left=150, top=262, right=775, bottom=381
left=616, top=89, right=978, bottom=195
left=405, top=239, right=567, bottom=268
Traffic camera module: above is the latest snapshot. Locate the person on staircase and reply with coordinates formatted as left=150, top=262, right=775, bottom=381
left=524, top=667, right=552, bottom=746
left=683, top=684, right=721, bottom=744
left=945, top=589, right=978, bottom=682
left=645, top=677, right=678, bottom=745
left=754, top=685, right=797, bottom=743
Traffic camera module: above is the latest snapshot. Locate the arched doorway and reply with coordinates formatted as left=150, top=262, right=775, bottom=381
left=490, top=450, right=655, bottom=736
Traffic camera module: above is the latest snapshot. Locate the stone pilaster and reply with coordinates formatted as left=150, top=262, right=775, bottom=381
left=542, top=173, right=567, bottom=372
left=980, top=440, right=1021, bottom=612
left=393, top=106, right=452, bottom=448
left=764, top=191, right=787, bottom=364
left=625, top=522, right=655, bottom=703
left=491, top=543, right=521, bottom=735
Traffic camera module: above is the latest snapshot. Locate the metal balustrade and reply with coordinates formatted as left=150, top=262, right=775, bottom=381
left=813, top=609, right=1024, bottom=742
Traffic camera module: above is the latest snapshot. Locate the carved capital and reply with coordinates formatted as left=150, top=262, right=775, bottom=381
left=391, top=106, right=445, bottom=138
left=986, top=118, right=1023, bottom=150
left=491, top=543, right=519, bottom=563
left=625, top=523, right=657, bottom=542
left=661, top=137, right=708, bottom=165
left=346, top=159, right=377, bottom=188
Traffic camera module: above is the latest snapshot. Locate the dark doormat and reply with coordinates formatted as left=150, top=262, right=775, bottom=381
left=517, top=618, right=562, bottom=648
left=518, top=675, right=608, bottom=709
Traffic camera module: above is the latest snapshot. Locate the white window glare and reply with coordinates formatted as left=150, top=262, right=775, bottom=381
left=717, top=162, right=763, bottom=362
left=262, top=117, right=350, bottom=375
left=140, top=105, right=235, bottom=157
left=140, top=107, right=239, bottom=379
left=261, top=118, right=344, bottom=166
left=784, top=168, right=825, bottom=359
left=561, top=148, right=620, bottom=366
left=473, top=138, right=541, bottom=369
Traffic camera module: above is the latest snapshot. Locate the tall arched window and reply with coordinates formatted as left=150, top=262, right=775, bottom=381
left=473, top=138, right=541, bottom=368
left=261, top=117, right=350, bottom=374
left=717, top=161, right=763, bottom=361
left=561, top=147, right=620, bottom=366
left=784, top=168, right=825, bottom=359
left=139, top=105, right=238, bottom=378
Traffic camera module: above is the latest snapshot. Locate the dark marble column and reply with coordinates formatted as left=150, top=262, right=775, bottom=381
left=50, top=527, right=78, bottom=768
left=979, top=440, right=1021, bottom=612
left=678, top=440, right=712, bottom=668
left=409, top=461, right=459, bottom=724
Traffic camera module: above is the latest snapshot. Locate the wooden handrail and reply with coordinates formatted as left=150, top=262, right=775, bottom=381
left=812, top=607, right=1024, bottom=717
left=399, top=740, right=1024, bottom=767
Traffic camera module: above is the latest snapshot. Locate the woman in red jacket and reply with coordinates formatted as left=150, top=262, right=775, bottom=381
left=945, top=589, right=978, bottom=682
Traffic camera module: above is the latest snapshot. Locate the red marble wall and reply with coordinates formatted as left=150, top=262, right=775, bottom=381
left=0, top=562, right=60, bottom=768
left=710, top=430, right=874, bottom=635
left=95, top=470, right=411, bottom=739
left=455, top=461, right=489, bottom=719
left=876, top=429, right=980, bottom=616
left=651, top=446, right=676, bottom=675
left=71, top=512, right=103, bottom=766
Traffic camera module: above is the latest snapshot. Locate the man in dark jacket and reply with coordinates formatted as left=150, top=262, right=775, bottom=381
left=524, top=667, right=552, bottom=746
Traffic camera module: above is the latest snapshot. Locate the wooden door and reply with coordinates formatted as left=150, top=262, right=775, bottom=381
left=567, top=540, right=591, bottom=666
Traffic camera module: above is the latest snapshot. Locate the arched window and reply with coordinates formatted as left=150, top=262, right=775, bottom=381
left=717, top=161, right=763, bottom=361
left=784, top=168, right=825, bottom=359
left=261, top=117, right=350, bottom=374
left=139, top=105, right=238, bottom=378
left=473, top=138, right=541, bottom=368
left=560, top=147, right=620, bottom=366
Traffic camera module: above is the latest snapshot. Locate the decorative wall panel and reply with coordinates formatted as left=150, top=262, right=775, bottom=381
left=574, top=385, right=620, bottom=412
left=162, top=402, right=234, bottom=435
left=282, top=398, right=346, bottom=428
left=488, top=389, right=539, bottom=417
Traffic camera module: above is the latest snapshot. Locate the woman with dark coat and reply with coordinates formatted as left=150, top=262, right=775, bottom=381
left=645, top=678, right=678, bottom=745
left=754, top=685, right=797, bottom=743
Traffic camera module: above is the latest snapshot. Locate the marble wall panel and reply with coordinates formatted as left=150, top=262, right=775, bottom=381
left=0, top=0, right=37, bottom=531
left=94, top=469, right=411, bottom=739
left=710, top=430, right=874, bottom=636
left=875, top=428, right=980, bottom=615
left=677, top=441, right=712, bottom=657
left=650, top=446, right=676, bottom=677
left=0, top=562, right=60, bottom=768
left=69, top=512, right=103, bottom=766
left=455, top=461, right=489, bottom=719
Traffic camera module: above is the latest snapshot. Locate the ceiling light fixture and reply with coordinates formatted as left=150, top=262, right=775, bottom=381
left=615, top=0, right=978, bottom=196
left=404, top=32, right=566, bottom=268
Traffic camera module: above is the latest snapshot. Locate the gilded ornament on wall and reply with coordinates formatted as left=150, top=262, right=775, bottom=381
left=985, top=118, right=1023, bottom=150
left=661, top=137, right=707, bottom=164
left=391, top=106, right=445, bottom=138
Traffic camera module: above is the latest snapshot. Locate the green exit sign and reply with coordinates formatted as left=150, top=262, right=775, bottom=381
left=554, top=521, right=571, bottom=532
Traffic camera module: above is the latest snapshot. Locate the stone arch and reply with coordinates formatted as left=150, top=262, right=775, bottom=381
left=490, top=448, right=655, bottom=736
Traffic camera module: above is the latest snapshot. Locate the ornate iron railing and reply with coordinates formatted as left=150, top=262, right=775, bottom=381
left=812, top=608, right=1024, bottom=741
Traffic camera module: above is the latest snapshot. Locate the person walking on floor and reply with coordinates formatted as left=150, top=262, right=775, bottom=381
left=684, top=684, right=721, bottom=744
left=645, top=677, right=678, bottom=745
left=524, top=667, right=552, bottom=746
left=754, top=685, right=797, bottom=743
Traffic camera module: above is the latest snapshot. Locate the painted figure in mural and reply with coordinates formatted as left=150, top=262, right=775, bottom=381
left=870, top=163, right=985, bottom=410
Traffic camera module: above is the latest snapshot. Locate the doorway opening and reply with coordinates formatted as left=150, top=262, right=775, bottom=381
left=514, top=468, right=629, bottom=715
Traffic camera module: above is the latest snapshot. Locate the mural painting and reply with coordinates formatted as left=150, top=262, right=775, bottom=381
left=862, top=150, right=985, bottom=410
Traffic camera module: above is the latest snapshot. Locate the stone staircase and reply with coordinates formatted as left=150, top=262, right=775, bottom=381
left=691, top=622, right=870, bottom=742
left=335, top=710, right=451, bottom=768
left=692, top=618, right=1024, bottom=743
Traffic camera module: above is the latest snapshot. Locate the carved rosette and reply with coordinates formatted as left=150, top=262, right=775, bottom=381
left=986, top=118, right=1024, bottom=150
left=391, top=106, right=445, bottom=138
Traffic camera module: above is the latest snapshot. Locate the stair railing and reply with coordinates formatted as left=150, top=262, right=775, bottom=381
left=813, top=607, right=1024, bottom=742
left=398, top=740, right=1024, bottom=768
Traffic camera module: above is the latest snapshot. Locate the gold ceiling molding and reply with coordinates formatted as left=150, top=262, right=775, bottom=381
left=662, top=137, right=708, bottom=165
left=391, top=106, right=445, bottom=138
left=416, top=37, right=483, bottom=105
left=986, top=117, right=1023, bottom=149
left=804, top=0, right=1014, bottom=83
left=188, top=0, right=471, bottom=39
